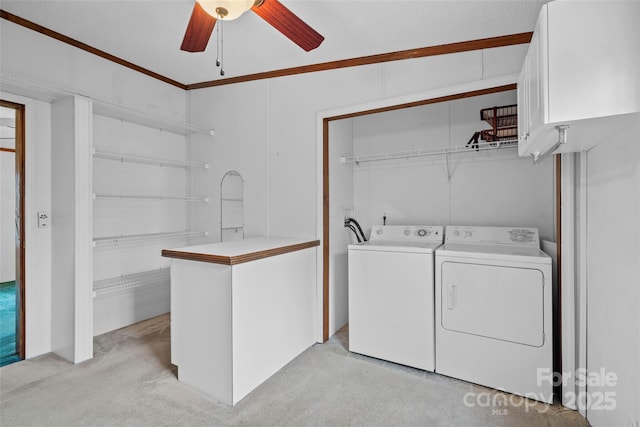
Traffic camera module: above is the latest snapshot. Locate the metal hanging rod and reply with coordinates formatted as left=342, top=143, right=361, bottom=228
left=341, top=140, right=518, bottom=165
left=93, top=193, right=209, bottom=202
left=93, top=230, right=208, bottom=247
left=93, top=148, right=209, bottom=169
left=93, top=268, right=170, bottom=297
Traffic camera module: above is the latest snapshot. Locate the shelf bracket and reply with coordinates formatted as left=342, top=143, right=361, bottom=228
left=532, top=125, right=569, bottom=165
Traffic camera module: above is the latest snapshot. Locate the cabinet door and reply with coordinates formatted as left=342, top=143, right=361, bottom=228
left=526, top=13, right=546, bottom=140
left=517, top=56, right=529, bottom=145
left=547, top=0, right=640, bottom=122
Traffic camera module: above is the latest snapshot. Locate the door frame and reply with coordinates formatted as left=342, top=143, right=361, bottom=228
left=1, top=99, right=26, bottom=360
left=317, top=77, right=519, bottom=342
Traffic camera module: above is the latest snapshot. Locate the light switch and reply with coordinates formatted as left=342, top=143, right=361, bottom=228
left=37, top=211, right=49, bottom=228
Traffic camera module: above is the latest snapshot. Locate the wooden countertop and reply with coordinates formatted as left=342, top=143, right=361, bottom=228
left=161, top=237, right=320, bottom=266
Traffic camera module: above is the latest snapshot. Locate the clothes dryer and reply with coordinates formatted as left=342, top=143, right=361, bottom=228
left=435, top=226, right=553, bottom=403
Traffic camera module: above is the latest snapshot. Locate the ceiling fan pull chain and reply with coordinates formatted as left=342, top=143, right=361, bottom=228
left=220, top=19, right=225, bottom=76
left=215, top=16, right=221, bottom=67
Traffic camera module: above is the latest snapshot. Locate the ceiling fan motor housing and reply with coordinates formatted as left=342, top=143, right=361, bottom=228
left=198, top=0, right=254, bottom=20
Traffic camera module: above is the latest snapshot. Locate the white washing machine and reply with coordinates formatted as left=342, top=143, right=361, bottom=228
left=348, top=225, right=443, bottom=371
left=435, top=226, right=553, bottom=403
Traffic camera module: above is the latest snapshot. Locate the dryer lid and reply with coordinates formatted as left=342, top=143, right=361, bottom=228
left=437, top=243, right=551, bottom=264
left=445, top=226, right=541, bottom=248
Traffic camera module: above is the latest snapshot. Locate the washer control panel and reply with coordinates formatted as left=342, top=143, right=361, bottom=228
left=370, top=225, right=443, bottom=242
left=445, top=226, right=540, bottom=247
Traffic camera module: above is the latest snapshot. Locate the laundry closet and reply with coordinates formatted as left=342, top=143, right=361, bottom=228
left=328, top=88, right=555, bottom=331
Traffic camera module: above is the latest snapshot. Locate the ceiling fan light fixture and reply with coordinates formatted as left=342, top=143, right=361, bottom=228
left=197, top=0, right=255, bottom=20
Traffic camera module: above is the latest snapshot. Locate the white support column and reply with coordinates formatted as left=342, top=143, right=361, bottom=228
left=560, top=152, right=576, bottom=409
left=51, top=95, right=93, bottom=363
left=575, top=151, right=588, bottom=418
left=560, top=151, right=588, bottom=415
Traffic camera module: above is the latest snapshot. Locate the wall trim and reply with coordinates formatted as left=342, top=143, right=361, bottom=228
left=328, top=84, right=516, bottom=122
left=1, top=9, right=531, bottom=91
left=0, top=9, right=187, bottom=90
left=187, top=33, right=532, bottom=89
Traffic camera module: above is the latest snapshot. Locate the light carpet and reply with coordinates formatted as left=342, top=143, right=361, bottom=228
left=0, top=314, right=589, bottom=426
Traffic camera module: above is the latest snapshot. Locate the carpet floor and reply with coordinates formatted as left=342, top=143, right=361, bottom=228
left=0, top=314, right=589, bottom=426
left=0, top=281, right=17, bottom=366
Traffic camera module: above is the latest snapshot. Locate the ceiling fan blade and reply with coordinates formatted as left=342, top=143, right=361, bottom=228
left=181, top=2, right=217, bottom=52
left=251, top=0, right=324, bottom=52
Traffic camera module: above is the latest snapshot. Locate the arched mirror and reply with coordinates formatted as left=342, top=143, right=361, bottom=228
left=220, top=170, right=244, bottom=241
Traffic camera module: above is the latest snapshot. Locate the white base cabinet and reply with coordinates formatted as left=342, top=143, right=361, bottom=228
left=518, top=0, right=640, bottom=159
left=166, top=238, right=318, bottom=405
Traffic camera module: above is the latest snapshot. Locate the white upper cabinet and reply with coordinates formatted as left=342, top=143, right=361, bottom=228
left=518, top=0, right=640, bottom=160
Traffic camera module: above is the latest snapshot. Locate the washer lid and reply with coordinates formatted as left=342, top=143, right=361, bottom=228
left=349, top=240, right=442, bottom=254
left=436, top=243, right=551, bottom=264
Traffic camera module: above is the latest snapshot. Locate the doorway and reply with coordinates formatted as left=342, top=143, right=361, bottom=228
left=320, top=84, right=521, bottom=341
left=0, top=100, right=25, bottom=366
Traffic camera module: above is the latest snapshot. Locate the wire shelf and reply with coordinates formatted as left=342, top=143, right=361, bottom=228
left=93, top=268, right=170, bottom=297
left=93, top=148, right=209, bottom=169
left=341, top=140, right=518, bottom=165
left=93, top=193, right=209, bottom=202
left=92, top=99, right=214, bottom=136
left=93, top=230, right=208, bottom=247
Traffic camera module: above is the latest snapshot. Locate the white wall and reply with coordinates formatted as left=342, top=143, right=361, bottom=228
left=584, top=119, right=640, bottom=426
left=351, top=90, right=554, bottom=241
left=0, top=93, right=53, bottom=358
left=188, top=81, right=268, bottom=245
left=1, top=19, right=188, bottom=358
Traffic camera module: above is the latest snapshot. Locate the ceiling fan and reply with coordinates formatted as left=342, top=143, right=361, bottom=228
left=181, top=0, right=325, bottom=53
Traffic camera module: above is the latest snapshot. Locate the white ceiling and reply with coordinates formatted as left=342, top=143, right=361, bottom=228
left=0, top=0, right=547, bottom=86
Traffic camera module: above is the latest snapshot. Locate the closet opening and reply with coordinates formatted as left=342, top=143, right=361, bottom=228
left=0, top=99, right=25, bottom=366
left=320, top=83, right=559, bottom=344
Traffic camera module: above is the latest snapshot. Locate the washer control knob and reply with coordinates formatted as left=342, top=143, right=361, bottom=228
left=404, top=229, right=411, bottom=236
left=416, top=228, right=428, bottom=237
